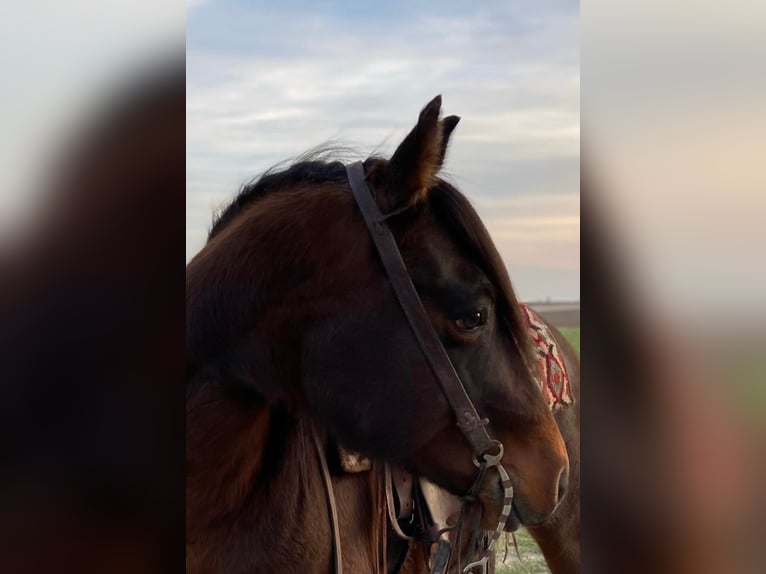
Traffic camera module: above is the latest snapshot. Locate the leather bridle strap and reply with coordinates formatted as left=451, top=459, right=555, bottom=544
left=313, top=428, right=343, bottom=574
left=345, top=161, right=496, bottom=459
left=384, top=463, right=414, bottom=541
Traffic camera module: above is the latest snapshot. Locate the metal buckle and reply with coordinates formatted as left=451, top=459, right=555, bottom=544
left=472, top=439, right=504, bottom=468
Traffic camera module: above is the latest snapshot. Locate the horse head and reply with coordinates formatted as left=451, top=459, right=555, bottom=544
left=186, top=96, right=569, bottom=532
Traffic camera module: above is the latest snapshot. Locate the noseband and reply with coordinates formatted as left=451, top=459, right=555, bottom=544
left=340, top=161, right=514, bottom=573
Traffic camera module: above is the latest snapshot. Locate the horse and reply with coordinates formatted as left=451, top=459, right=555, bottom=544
left=186, top=96, right=571, bottom=573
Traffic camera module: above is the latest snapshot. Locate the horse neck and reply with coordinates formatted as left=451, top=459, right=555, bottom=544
left=186, top=383, right=322, bottom=572
left=187, top=383, right=395, bottom=574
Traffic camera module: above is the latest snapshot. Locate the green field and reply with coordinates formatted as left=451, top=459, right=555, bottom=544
left=559, top=327, right=580, bottom=355
left=495, top=530, right=551, bottom=574
left=497, top=327, right=579, bottom=573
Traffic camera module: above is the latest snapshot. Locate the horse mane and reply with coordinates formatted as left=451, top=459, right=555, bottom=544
left=209, top=147, right=364, bottom=240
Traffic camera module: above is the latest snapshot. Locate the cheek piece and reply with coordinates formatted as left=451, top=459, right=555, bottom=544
left=344, top=161, right=515, bottom=574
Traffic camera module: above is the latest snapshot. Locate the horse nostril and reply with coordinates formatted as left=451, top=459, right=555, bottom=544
left=557, top=467, right=569, bottom=504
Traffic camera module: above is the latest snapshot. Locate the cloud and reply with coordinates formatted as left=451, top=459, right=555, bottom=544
left=187, top=1, right=579, bottom=299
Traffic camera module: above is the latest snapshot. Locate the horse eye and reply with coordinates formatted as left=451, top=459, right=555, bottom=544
left=454, top=310, right=486, bottom=332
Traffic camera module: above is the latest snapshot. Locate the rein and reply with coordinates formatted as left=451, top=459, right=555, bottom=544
left=313, top=428, right=344, bottom=574
left=343, top=161, right=514, bottom=573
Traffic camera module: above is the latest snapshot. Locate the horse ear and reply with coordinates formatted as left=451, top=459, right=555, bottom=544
left=384, top=95, right=460, bottom=210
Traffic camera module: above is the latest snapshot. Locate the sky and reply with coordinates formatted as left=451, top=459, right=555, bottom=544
left=187, top=0, right=580, bottom=301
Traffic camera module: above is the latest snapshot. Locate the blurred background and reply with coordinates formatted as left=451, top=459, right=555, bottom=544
left=0, top=1, right=183, bottom=239
left=0, top=2, right=184, bottom=574
left=583, top=1, right=765, bottom=572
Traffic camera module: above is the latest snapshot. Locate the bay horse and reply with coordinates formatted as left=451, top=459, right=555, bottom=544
left=186, top=96, right=571, bottom=573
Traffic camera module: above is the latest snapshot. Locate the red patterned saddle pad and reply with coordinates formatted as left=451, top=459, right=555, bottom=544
left=519, top=304, right=574, bottom=411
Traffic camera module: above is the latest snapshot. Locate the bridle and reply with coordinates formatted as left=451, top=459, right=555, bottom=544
left=321, top=161, right=515, bottom=574
left=342, top=161, right=513, bottom=573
